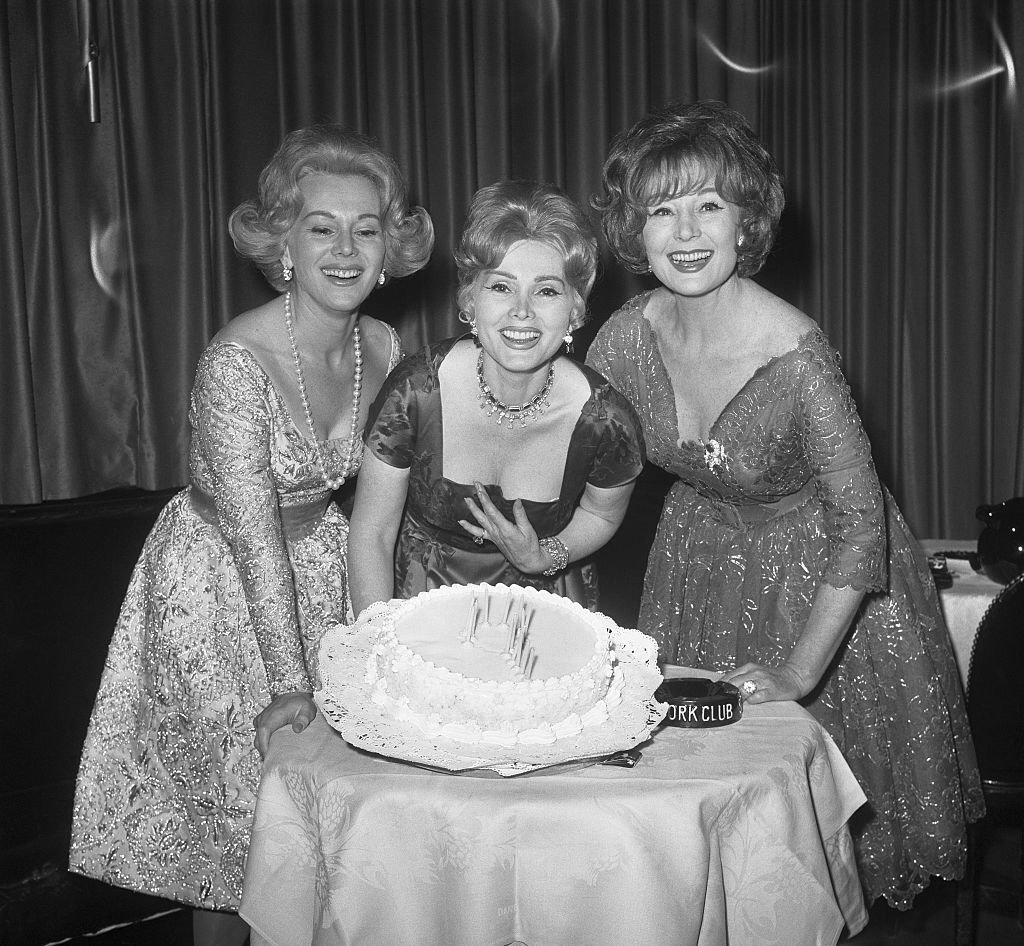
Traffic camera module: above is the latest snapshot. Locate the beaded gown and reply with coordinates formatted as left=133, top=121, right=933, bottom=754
left=70, top=325, right=401, bottom=910
left=364, top=336, right=645, bottom=602
left=587, top=292, right=983, bottom=909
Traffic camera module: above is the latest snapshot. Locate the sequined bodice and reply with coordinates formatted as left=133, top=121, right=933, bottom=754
left=587, top=292, right=886, bottom=589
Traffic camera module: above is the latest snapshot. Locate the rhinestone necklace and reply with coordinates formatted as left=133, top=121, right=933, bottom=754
left=476, top=349, right=554, bottom=429
left=284, top=291, right=362, bottom=490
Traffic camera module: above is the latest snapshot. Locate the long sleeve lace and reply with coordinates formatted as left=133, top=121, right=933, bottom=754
left=795, top=338, right=886, bottom=591
left=190, top=344, right=311, bottom=695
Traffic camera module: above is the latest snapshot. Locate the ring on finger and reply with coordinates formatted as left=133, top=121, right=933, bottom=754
left=473, top=533, right=485, bottom=546
left=741, top=680, right=757, bottom=696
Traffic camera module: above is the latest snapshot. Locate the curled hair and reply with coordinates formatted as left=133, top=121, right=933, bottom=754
left=229, top=125, right=434, bottom=291
left=454, top=181, right=599, bottom=324
left=593, top=100, right=784, bottom=278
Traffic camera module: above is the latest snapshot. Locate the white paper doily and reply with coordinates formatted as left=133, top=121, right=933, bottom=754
left=315, top=618, right=667, bottom=777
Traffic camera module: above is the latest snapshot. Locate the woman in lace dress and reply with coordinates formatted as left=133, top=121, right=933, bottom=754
left=70, top=126, right=433, bottom=943
left=349, top=181, right=644, bottom=616
left=586, top=101, right=982, bottom=910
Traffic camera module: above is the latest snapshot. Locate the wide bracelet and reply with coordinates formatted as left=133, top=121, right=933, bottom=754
left=539, top=535, right=570, bottom=576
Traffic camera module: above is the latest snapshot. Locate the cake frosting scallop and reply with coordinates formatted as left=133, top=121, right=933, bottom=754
left=363, top=583, right=624, bottom=747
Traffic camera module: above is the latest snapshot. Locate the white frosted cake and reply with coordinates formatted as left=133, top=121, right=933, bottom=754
left=364, top=583, right=623, bottom=747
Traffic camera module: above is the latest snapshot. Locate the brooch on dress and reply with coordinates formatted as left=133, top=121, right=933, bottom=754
left=701, top=439, right=729, bottom=474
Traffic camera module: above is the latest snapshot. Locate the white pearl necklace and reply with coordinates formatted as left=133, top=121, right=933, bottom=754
left=284, top=291, right=363, bottom=491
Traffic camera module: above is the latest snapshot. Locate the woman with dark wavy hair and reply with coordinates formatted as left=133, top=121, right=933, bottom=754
left=349, top=180, right=643, bottom=613
left=71, top=125, right=432, bottom=944
left=587, top=100, right=982, bottom=911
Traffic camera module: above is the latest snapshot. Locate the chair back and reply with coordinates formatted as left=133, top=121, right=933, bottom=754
left=965, top=572, right=1024, bottom=786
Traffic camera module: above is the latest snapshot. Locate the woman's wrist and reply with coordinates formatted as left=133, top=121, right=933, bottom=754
left=779, top=660, right=817, bottom=698
left=538, top=535, right=570, bottom=576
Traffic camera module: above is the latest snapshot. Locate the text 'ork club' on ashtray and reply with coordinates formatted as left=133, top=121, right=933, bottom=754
left=655, top=677, right=743, bottom=728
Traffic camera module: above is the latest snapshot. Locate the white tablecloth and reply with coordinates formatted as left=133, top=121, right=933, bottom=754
left=921, top=539, right=1002, bottom=686
left=240, top=669, right=868, bottom=946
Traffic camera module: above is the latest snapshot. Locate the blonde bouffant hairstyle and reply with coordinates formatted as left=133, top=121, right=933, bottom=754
left=229, top=125, right=434, bottom=291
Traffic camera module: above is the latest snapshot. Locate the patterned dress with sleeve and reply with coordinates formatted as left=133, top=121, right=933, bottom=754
left=364, top=336, right=645, bottom=601
left=69, top=324, right=402, bottom=910
left=586, top=291, right=983, bottom=909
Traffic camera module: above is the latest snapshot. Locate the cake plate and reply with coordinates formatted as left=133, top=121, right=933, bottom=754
left=315, top=613, right=668, bottom=777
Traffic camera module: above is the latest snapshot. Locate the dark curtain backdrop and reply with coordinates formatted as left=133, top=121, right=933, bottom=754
left=2, top=0, right=1022, bottom=540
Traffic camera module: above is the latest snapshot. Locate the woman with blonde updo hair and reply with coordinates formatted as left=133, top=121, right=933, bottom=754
left=349, top=180, right=644, bottom=614
left=71, top=125, right=432, bottom=944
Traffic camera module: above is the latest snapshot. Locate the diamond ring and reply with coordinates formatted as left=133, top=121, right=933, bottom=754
left=473, top=533, right=485, bottom=546
left=741, top=680, right=757, bottom=696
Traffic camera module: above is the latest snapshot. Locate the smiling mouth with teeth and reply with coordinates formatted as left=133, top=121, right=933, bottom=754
left=669, top=251, right=712, bottom=263
left=501, top=328, right=542, bottom=340
left=323, top=268, right=362, bottom=279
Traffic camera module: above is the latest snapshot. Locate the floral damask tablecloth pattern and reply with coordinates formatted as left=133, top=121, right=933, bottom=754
left=240, top=680, right=867, bottom=946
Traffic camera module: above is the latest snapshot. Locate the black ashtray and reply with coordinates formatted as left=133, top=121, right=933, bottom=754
left=654, top=677, right=742, bottom=728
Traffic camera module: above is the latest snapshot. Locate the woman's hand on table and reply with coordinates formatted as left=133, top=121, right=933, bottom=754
left=459, top=483, right=549, bottom=573
left=721, top=662, right=810, bottom=704
left=254, top=691, right=318, bottom=759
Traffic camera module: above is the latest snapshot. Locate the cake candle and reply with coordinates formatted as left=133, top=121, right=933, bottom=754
left=462, top=596, right=480, bottom=643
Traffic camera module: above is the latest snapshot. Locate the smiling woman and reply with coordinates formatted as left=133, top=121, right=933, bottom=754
left=68, top=125, right=433, bottom=946
left=586, top=100, right=984, bottom=913
left=642, top=187, right=743, bottom=295
left=347, top=180, right=645, bottom=616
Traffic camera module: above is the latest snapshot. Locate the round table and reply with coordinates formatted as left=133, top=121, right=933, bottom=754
left=240, top=668, right=868, bottom=946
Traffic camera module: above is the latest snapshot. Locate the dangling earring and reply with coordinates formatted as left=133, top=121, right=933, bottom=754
left=470, top=320, right=479, bottom=337
left=646, top=262, right=652, bottom=274
left=563, top=330, right=574, bottom=354
left=377, top=270, right=386, bottom=286
left=281, top=262, right=293, bottom=282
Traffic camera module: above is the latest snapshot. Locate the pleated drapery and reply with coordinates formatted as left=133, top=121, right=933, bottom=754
left=2, top=0, right=1022, bottom=541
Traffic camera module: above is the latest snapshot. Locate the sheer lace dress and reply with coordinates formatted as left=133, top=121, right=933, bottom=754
left=587, top=291, right=983, bottom=909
